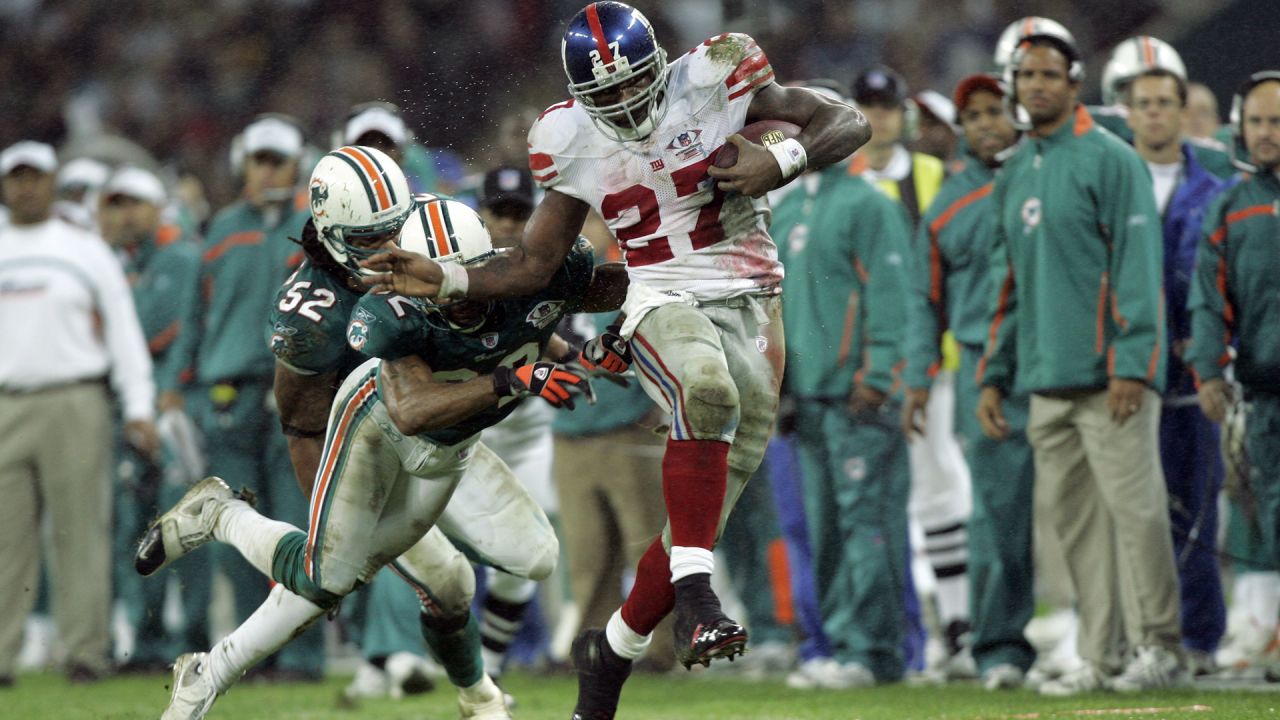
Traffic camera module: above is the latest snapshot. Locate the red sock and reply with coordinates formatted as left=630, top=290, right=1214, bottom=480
left=620, top=538, right=675, bottom=636
left=662, top=439, right=730, bottom=549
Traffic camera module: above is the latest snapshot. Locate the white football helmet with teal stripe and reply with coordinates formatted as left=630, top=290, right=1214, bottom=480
left=308, top=145, right=413, bottom=272
left=399, top=194, right=497, bottom=268
left=1102, top=36, right=1186, bottom=106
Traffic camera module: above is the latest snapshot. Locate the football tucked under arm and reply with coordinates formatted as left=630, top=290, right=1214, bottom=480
left=711, top=120, right=803, bottom=169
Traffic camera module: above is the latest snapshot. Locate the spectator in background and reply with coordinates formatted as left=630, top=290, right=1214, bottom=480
left=474, top=164, right=565, bottom=677
left=773, top=121, right=914, bottom=687
left=1124, top=61, right=1229, bottom=675
left=976, top=27, right=1183, bottom=695
left=54, top=156, right=110, bottom=230
left=97, top=166, right=212, bottom=673
left=1188, top=71, right=1280, bottom=675
left=903, top=74, right=1035, bottom=691
left=168, top=114, right=324, bottom=681
left=910, top=90, right=961, bottom=167
left=851, top=63, right=973, bottom=676
left=1185, top=82, right=1223, bottom=142
left=0, top=141, right=158, bottom=684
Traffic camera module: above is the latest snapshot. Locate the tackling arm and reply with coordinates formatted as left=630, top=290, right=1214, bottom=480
left=379, top=354, right=501, bottom=436
left=273, top=362, right=338, bottom=497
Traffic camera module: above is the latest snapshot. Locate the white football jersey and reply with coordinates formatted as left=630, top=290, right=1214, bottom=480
left=529, top=33, right=783, bottom=302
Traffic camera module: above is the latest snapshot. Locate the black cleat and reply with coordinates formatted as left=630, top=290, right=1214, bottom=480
left=570, top=629, right=631, bottom=720
left=672, top=574, right=748, bottom=670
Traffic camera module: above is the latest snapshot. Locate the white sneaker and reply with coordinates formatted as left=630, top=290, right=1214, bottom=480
left=982, top=663, right=1024, bottom=691
left=1111, top=646, right=1188, bottom=692
left=136, top=477, right=234, bottom=577
left=1038, top=663, right=1110, bottom=696
left=457, top=674, right=512, bottom=719
left=162, top=653, right=218, bottom=720
left=341, top=661, right=389, bottom=701
left=785, top=657, right=874, bottom=690
left=385, top=652, right=435, bottom=699
left=937, top=647, right=979, bottom=681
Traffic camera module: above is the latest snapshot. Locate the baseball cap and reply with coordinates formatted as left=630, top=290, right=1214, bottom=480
left=344, top=104, right=409, bottom=146
left=953, top=74, right=1006, bottom=113
left=57, top=157, right=111, bottom=192
left=478, top=166, right=535, bottom=213
left=853, top=66, right=909, bottom=107
left=914, top=90, right=957, bottom=127
left=103, top=166, right=167, bottom=206
left=1, top=141, right=57, bottom=176
left=242, top=116, right=304, bottom=158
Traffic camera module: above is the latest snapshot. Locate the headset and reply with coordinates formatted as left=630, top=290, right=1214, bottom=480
left=1229, top=70, right=1280, bottom=172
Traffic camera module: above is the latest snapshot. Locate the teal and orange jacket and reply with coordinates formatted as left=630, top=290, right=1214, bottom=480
left=1186, top=171, right=1280, bottom=393
left=979, top=105, right=1166, bottom=395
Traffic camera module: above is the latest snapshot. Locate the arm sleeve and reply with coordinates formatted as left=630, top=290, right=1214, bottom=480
left=153, top=247, right=202, bottom=393
left=94, top=242, right=156, bottom=421
left=1185, top=194, right=1233, bottom=383
left=978, top=185, right=1017, bottom=393
left=903, top=216, right=942, bottom=389
left=1104, top=152, right=1166, bottom=387
left=857, top=198, right=910, bottom=393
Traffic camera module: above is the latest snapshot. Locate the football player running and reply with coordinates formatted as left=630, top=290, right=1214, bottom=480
left=137, top=150, right=625, bottom=720
left=360, top=3, right=869, bottom=717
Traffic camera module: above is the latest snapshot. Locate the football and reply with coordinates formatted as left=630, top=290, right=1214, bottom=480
left=711, top=120, right=802, bottom=168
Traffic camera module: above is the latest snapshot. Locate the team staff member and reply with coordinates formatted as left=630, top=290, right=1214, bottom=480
left=1125, top=65, right=1231, bottom=671
left=902, top=74, right=1035, bottom=691
left=774, top=144, right=914, bottom=685
left=977, top=27, right=1184, bottom=695
left=98, top=167, right=212, bottom=672
left=1189, top=71, right=1280, bottom=601
left=0, top=141, right=157, bottom=684
left=169, top=115, right=324, bottom=679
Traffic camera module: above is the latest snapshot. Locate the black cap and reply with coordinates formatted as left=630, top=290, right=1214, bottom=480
left=852, top=65, right=909, bottom=107
left=478, top=166, right=535, bottom=215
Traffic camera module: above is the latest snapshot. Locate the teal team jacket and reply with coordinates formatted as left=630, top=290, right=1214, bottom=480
left=904, top=156, right=997, bottom=390
left=979, top=105, right=1166, bottom=396
left=773, top=163, right=913, bottom=399
left=1186, top=171, right=1280, bottom=393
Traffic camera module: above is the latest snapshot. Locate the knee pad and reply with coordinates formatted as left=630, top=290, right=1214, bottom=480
left=683, top=360, right=739, bottom=435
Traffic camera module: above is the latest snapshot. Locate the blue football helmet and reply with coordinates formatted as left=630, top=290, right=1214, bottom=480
left=562, top=2, right=669, bottom=142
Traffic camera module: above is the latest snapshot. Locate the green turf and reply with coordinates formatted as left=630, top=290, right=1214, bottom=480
left=5, top=670, right=1279, bottom=719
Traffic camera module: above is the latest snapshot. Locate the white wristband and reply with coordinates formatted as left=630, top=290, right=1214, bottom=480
left=437, top=261, right=469, bottom=300
left=767, top=138, right=807, bottom=180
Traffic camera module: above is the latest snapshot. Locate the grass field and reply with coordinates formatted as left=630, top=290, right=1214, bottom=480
left=7, top=670, right=1280, bottom=720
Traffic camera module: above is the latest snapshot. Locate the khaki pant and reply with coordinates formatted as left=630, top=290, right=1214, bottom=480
left=0, top=383, right=112, bottom=676
left=1028, top=389, right=1181, bottom=669
left=553, top=426, right=674, bottom=665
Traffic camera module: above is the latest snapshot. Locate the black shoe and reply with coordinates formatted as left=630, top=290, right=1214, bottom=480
left=671, top=574, right=748, bottom=670
left=570, top=629, right=632, bottom=720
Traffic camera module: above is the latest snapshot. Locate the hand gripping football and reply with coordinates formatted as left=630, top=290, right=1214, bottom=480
left=712, top=120, right=802, bottom=168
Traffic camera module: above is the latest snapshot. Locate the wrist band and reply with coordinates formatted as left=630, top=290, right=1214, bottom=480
left=438, top=261, right=469, bottom=299
left=767, top=138, right=807, bottom=180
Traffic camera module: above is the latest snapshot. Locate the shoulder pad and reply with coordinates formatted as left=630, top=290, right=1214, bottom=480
left=530, top=99, right=586, bottom=157
left=681, top=33, right=772, bottom=92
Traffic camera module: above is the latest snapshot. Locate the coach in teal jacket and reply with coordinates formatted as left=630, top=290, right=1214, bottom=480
left=976, top=33, right=1182, bottom=689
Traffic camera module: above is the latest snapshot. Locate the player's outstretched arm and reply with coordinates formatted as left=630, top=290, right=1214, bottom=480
left=708, top=84, right=871, bottom=197
left=361, top=190, right=591, bottom=302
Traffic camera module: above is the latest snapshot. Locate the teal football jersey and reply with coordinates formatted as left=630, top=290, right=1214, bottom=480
left=349, top=237, right=595, bottom=446
left=268, top=260, right=366, bottom=377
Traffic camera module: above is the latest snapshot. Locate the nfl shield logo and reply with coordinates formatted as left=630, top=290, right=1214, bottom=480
left=481, top=333, right=499, bottom=349
left=755, top=335, right=768, bottom=353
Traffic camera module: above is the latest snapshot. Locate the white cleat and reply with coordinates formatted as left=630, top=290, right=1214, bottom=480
left=457, top=674, right=512, bottom=719
left=162, top=653, right=218, bottom=720
left=1111, top=646, right=1188, bottom=692
left=136, top=477, right=236, bottom=577
left=982, top=663, right=1025, bottom=691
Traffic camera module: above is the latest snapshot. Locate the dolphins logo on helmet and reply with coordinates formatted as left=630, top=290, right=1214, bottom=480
left=561, top=2, right=670, bottom=142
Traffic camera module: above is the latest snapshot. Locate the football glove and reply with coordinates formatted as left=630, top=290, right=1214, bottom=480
left=580, top=325, right=632, bottom=374
left=493, top=361, right=594, bottom=410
